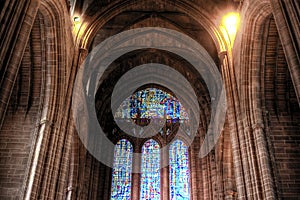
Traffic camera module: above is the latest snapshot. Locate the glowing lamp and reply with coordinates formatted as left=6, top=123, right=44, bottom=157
left=220, top=12, right=240, bottom=46
left=74, top=16, right=80, bottom=22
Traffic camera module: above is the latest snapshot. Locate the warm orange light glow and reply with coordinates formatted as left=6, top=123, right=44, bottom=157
left=74, top=16, right=80, bottom=22
left=72, top=15, right=83, bottom=38
left=220, top=12, right=240, bottom=47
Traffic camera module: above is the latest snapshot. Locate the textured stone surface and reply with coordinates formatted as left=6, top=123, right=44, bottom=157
left=0, top=0, right=299, bottom=199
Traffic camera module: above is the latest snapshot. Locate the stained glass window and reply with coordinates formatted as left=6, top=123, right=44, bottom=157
left=140, top=139, right=161, bottom=200
left=114, top=88, right=188, bottom=121
left=111, top=139, right=133, bottom=200
left=169, top=140, right=190, bottom=200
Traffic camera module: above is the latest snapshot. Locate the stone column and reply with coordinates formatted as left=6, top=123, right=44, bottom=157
left=269, top=0, right=300, bottom=105
left=252, top=124, right=276, bottom=199
left=219, top=51, right=247, bottom=199
left=0, top=0, right=40, bottom=128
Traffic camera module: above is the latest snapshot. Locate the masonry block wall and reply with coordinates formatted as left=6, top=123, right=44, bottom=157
left=0, top=106, right=38, bottom=200
left=263, top=17, right=300, bottom=199
left=0, top=0, right=299, bottom=199
left=0, top=16, right=44, bottom=199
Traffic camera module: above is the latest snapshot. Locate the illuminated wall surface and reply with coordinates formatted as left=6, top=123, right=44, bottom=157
left=114, top=88, right=188, bottom=120
left=111, top=139, right=133, bottom=200
left=140, top=139, right=161, bottom=200
left=169, top=140, right=190, bottom=200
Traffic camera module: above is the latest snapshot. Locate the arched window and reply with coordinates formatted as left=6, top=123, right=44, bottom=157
left=169, top=140, right=190, bottom=200
left=111, top=88, right=191, bottom=199
left=140, top=139, right=161, bottom=200
left=114, top=88, right=188, bottom=121
left=111, top=139, right=133, bottom=200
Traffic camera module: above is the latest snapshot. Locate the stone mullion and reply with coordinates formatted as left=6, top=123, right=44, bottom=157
left=161, top=145, right=169, bottom=200
left=131, top=147, right=141, bottom=200
left=269, top=0, right=300, bottom=105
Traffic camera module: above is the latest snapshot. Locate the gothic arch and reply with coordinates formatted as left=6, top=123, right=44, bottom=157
left=69, top=1, right=230, bottom=199
left=1, top=0, right=299, bottom=199
left=75, top=0, right=227, bottom=53
left=23, top=1, right=75, bottom=199
left=234, top=1, right=276, bottom=199
left=235, top=0, right=300, bottom=199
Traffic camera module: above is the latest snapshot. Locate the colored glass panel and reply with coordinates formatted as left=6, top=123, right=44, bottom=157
left=140, top=139, right=161, bottom=200
left=169, top=140, right=190, bottom=200
left=111, top=139, right=133, bottom=200
left=114, top=88, right=188, bottom=120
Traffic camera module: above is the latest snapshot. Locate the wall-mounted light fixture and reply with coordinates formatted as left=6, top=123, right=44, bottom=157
left=72, top=15, right=83, bottom=38
left=73, top=16, right=80, bottom=23
left=220, top=12, right=240, bottom=47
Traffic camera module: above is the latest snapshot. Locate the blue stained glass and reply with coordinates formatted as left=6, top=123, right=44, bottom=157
left=140, top=139, right=161, bottom=200
left=111, top=139, right=133, bottom=200
left=114, top=88, right=188, bottom=120
left=169, top=140, right=190, bottom=200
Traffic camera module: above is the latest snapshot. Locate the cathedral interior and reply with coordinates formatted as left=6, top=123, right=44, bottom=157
left=0, top=0, right=299, bottom=199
